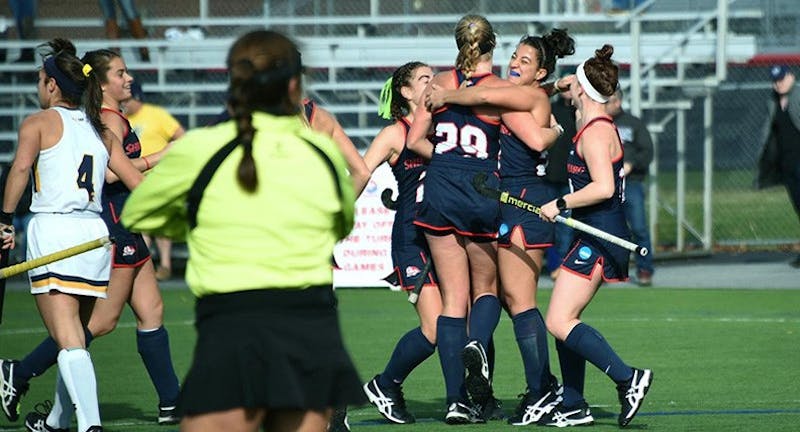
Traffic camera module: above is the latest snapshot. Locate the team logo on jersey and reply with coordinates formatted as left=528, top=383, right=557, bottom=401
left=578, top=246, right=592, bottom=260
left=122, top=245, right=136, bottom=257
left=498, top=223, right=510, bottom=236
left=405, top=266, right=421, bottom=278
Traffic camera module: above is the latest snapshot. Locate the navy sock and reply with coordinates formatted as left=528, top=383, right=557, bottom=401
left=563, top=322, right=632, bottom=384
left=137, top=326, right=180, bottom=407
left=512, top=308, right=550, bottom=396
left=437, top=316, right=467, bottom=404
left=378, top=327, right=435, bottom=389
left=17, top=326, right=94, bottom=382
left=556, top=338, right=586, bottom=407
left=467, top=295, right=501, bottom=349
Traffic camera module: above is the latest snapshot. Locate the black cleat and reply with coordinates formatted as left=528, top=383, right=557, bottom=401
left=462, top=341, right=492, bottom=408
left=363, top=375, right=415, bottom=424
left=617, top=368, right=653, bottom=427
left=1, top=359, right=29, bottom=422
left=537, top=401, right=594, bottom=427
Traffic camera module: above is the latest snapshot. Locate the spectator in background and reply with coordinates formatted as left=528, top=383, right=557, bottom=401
left=0, top=162, right=31, bottom=263
left=606, top=86, right=655, bottom=285
left=756, top=65, right=800, bottom=268
left=545, top=87, right=577, bottom=280
left=7, top=0, right=37, bottom=62
left=126, top=81, right=185, bottom=280
left=99, top=0, right=150, bottom=61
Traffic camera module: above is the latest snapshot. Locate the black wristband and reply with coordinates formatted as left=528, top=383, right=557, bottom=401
left=0, top=211, right=13, bottom=225
left=556, top=197, right=567, bottom=211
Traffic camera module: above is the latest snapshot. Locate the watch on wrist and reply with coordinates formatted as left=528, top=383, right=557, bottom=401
left=556, top=197, right=567, bottom=211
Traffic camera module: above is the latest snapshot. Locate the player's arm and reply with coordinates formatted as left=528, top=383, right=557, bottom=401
left=105, top=130, right=143, bottom=191
left=363, top=122, right=404, bottom=173
left=102, top=111, right=149, bottom=182
left=427, top=81, right=537, bottom=112
left=407, top=75, right=443, bottom=159
left=1, top=115, right=41, bottom=249
left=312, top=106, right=371, bottom=196
left=501, top=101, right=561, bottom=153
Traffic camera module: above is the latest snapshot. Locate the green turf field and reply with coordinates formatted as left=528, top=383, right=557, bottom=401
left=1, top=286, right=798, bottom=431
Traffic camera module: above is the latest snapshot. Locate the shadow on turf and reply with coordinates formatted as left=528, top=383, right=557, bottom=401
left=100, top=402, right=150, bottom=423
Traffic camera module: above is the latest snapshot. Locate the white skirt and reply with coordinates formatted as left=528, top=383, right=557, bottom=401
left=26, top=212, right=111, bottom=298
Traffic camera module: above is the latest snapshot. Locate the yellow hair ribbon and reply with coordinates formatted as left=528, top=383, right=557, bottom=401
left=82, top=64, right=93, bottom=77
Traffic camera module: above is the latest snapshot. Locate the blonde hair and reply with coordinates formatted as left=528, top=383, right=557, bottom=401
left=454, top=14, right=495, bottom=79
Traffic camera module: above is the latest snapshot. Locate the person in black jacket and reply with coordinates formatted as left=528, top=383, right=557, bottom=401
left=606, top=87, right=655, bottom=285
left=756, top=65, right=800, bottom=268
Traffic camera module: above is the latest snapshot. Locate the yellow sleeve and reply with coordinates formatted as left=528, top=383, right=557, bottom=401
left=120, top=130, right=203, bottom=240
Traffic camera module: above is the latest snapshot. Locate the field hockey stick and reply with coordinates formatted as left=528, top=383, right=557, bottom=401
left=472, top=174, right=649, bottom=257
left=0, top=236, right=115, bottom=280
left=380, top=188, right=397, bottom=210
left=407, top=258, right=432, bottom=305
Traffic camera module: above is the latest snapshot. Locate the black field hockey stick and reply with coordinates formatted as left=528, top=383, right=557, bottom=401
left=472, top=173, right=649, bottom=257
left=380, top=188, right=397, bottom=210
left=407, top=258, right=432, bottom=305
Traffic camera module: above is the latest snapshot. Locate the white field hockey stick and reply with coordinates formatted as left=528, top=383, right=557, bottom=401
left=472, top=174, right=649, bottom=257
left=0, top=236, right=114, bottom=280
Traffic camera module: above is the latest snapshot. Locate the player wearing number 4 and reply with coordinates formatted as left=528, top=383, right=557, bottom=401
left=0, top=38, right=143, bottom=432
left=358, top=61, right=440, bottom=425
left=0, top=47, right=182, bottom=431
left=407, top=14, right=562, bottom=424
left=426, top=28, right=576, bottom=426
left=538, top=45, right=653, bottom=428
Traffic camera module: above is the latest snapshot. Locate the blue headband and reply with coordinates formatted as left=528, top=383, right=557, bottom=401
left=43, top=56, right=85, bottom=99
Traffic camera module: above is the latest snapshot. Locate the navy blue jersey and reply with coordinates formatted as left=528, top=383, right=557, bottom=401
left=99, top=108, right=150, bottom=267
left=560, top=116, right=629, bottom=281
left=101, top=108, right=141, bottom=198
left=303, top=98, right=316, bottom=124
left=568, top=116, right=626, bottom=222
left=430, top=70, right=502, bottom=164
left=389, top=118, right=437, bottom=289
left=498, top=88, right=550, bottom=179
left=415, top=70, right=502, bottom=238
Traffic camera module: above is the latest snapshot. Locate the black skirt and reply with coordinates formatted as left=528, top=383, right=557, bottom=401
left=178, top=285, right=366, bottom=415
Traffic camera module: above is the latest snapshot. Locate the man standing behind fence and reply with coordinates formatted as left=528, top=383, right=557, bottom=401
left=757, top=65, right=800, bottom=268
left=606, top=87, right=655, bottom=285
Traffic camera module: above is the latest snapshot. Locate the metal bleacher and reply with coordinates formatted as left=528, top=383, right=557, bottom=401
left=0, top=2, right=763, bottom=157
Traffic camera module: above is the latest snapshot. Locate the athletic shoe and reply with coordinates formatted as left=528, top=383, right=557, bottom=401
left=617, top=368, right=653, bottom=427
left=328, top=408, right=350, bottom=432
left=1, top=359, right=29, bottom=422
left=461, top=341, right=491, bottom=408
left=508, top=387, right=562, bottom=426
left=24, top=411, right=69, bottom=432
left=537, top=401, right=594, bottom=427
left=85, top=427, right=102, bottom=432
left=482, top=395, right=505, bottom=421
left=363, top=375, right=415, bottom=424
left=157, top=405, right=180, bottom=425
left=445, top=400, right=485, bottom=425
left=636, top=270, right=653, bottom=286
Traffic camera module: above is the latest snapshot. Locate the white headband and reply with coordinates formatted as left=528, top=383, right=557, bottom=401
left=576, top=60, right=609, bottom=104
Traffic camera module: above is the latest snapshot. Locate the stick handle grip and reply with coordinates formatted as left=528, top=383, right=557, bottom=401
left=0, top=236, right=114, bottom=280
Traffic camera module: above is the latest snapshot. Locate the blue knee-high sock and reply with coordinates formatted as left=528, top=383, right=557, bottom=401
left=437, top=316, right=467, bottom=404
left=136, top=326, right=180, bottom=407
left=556, top=339, right=586, bottom=408
left=16, top=327, right=94, bottom=382
left=563, top=323, right=632, bottom=384
left=512, top=308, right=551, bottom=396
left=468, top=295, right=501, bottom=349
left=377, top=327, right=435, bottom=389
